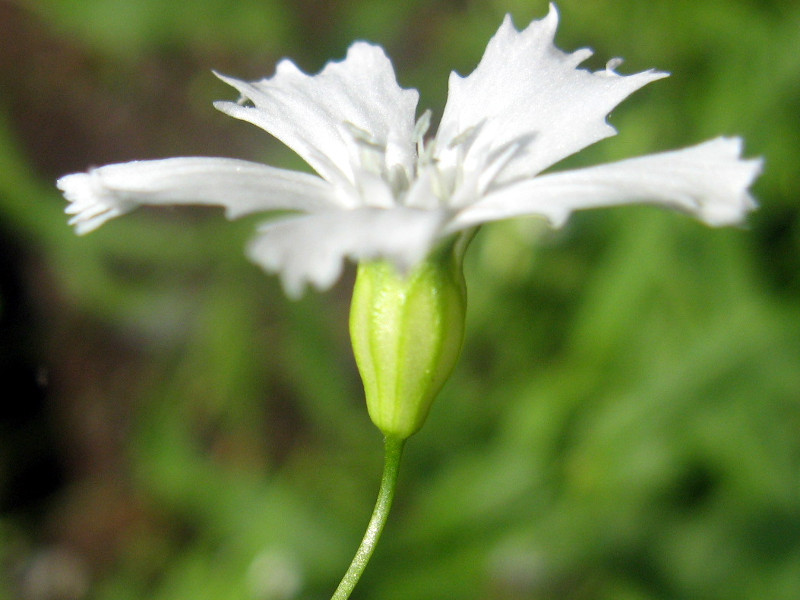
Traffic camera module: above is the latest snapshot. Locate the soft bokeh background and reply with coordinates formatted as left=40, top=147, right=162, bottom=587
left=1, top=0, right=798, bottom=598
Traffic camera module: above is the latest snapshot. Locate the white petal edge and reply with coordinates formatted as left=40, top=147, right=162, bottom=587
left=213, top=42, right=419, bottom=192
left=447, top=137, right=762, bottom=232
left=57, top=157, right=343, bottom=235
left=248, top=207, right=447, bottom=298
left=435, top=4, right=668, bottom=186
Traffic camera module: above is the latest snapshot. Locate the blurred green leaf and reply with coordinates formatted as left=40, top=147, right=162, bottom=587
left=2, top=1, right=798, bottom=599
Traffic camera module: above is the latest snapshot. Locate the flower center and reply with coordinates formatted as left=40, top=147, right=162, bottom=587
left=342, top=112, right=518, bottom=211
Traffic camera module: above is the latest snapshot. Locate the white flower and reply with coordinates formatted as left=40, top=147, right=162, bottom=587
left=57, top=4, right=761, bottom=298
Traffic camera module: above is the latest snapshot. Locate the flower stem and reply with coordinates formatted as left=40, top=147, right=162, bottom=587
left=331, top=434, right=405, bottom=600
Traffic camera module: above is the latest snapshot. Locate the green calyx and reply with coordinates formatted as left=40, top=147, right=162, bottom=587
left=349, top=240, right=468, bottom=439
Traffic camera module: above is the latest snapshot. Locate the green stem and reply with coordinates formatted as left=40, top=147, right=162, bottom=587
left=331, top=434, right=405, bottom=600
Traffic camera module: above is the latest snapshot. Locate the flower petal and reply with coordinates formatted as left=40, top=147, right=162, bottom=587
left=448, top=137, right=762, bottom=231
left=57, top=157, right=341, bottom=234
left=248, top=207, right=447, bottom=298
left=435, top=4, right=667, bottom=187
left=213, top=42, right=419, bottom=192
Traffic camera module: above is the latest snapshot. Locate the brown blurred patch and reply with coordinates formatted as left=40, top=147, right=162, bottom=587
left=0, top=1, right=260, bottom=181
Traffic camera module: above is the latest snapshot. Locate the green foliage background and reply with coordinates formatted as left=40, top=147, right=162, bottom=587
left=1, top=0, right=798, bottom=599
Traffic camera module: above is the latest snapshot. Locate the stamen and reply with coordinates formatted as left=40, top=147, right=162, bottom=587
left=430, top=167, right=457, bottom=203
left=413, top=109, right=435, bottom=173
left=414, top=110, right=432, bottom=143
left=342, top=121, right=388, bottom=185
left=447, top=126, right=477, bottom=150
left=388, top=165, right=410, bottom=198
left=343, top=121, right=385, bottom=152
left=477, top=142, right=522, bottom=195
left=447, top=119, right=485, bottom=151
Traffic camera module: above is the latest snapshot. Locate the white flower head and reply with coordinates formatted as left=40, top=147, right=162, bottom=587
left=57, top=4, right=761, bottom=298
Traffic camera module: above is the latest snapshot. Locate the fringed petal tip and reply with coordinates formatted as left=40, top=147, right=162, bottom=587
left=689, top=136, right=762, bottom=227
left=246, top=208, right=446, bottom=299
left=57, top=171, right=134, bottom=235
left=247, top=230, right=344, bottom=300
left=447, top=136, right=762, bottom=233
left=436, top=3, right=671, bottom=184
left=212, top=42, right=419, bottom=190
